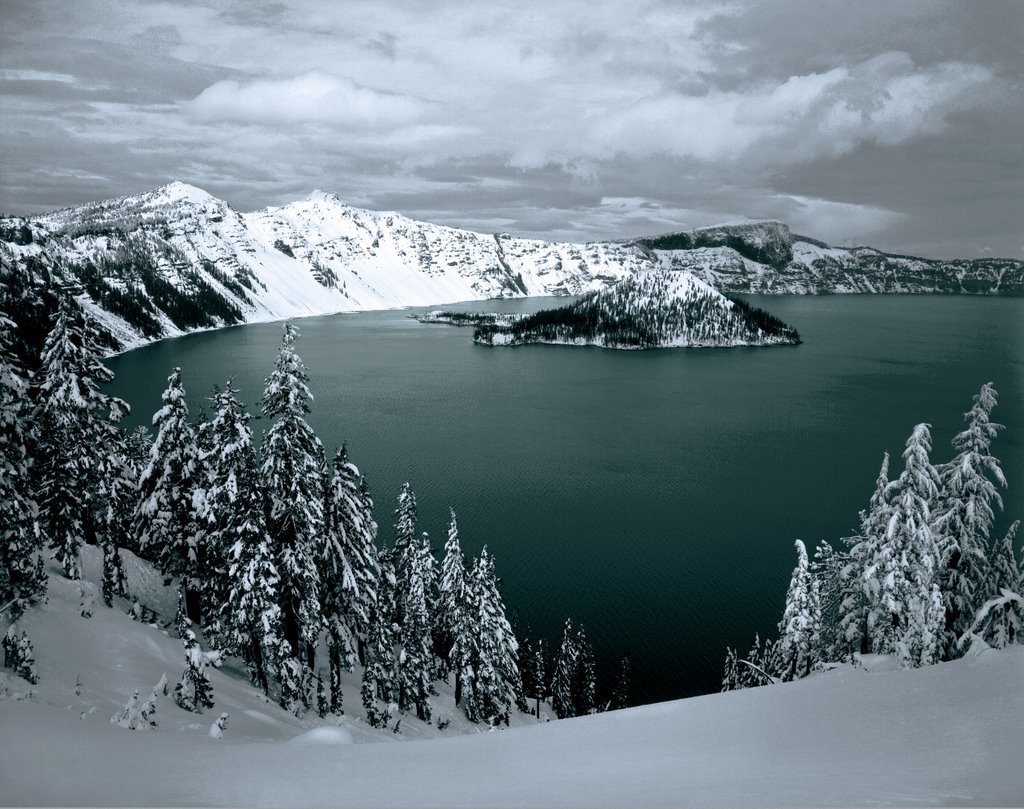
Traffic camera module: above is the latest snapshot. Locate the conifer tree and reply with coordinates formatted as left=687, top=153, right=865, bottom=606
left=963, top=521, right=1023, bottom=649
left=174, top=626, right=214, bottom=713
left=0, top=315, right=45, bottom=616
left=436, top=510, right=466, bottom=684
left=840, top=452, right=894, bottom=656
left=573, top=623, right=597, bottom=716
left=866, top=425, right=943, bottom=666
left=391, top=483, right=418, bottom=625
left=610, top=654, right=631, bottom=710
left=550, top=618, right=578, bottom=719
left=473, top=547, right=526, bottom=722
left=777, top=539, right=822, bottom=680
left=398, top=535, right=435, bottom=722
left=135, top=368, right=202, bottom=618
left=260, top=322, right=325, bottom=666
left=322, top=445, right=379, bottom=710
left=362, top=548, right=398, bottom=726
left=519, top=636, right=547, bottom=717
left=934, top=383, right=1006, bottom=658
left=35, top=297, right=130, bottom=581
left=209, top=383, right=283, bottom=693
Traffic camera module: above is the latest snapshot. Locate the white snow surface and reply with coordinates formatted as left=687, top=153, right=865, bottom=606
left=2, top=547, right=1022, bottom=807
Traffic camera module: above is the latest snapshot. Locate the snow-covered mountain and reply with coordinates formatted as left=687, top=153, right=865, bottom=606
left=1, top=182, right=1020, bottom=352
left=472, top=269, right=801, bottom=348
left=2, top=546, right=1021, bottom=807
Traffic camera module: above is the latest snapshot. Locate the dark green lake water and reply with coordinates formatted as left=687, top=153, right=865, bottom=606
left=106, top=295, right=1024, bottom=705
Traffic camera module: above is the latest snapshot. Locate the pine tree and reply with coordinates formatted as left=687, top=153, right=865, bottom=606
left=2, top=626, right=38, bottom=684
left=211, top=383, right=283, bottom=694
left=934, top=383, right=1006, bottom=658
left=435, top=509, right=466, bottom=681
left=397, top=535, right=435, bottom=722
left=840, top=452, right=894, bottom=656
left=610, top=654, right=631, bottom=710
left=391, top=483, right=418, bottom=626
left=361, top=548, right=398, bottom=726
left=473, top=547, right=526, bottom=723
left=260, top=323, right=325, bottom=666
left=34, top=297, right=130, bottom=581
left=135, top=368, right=202, bottom=618
left=866, top=425, right=943, bottom=667
left=0, top=315, right=45, bottom=616
left=963, top=521, right=1023, bottom=649
left=174, top=627, right=214, bottom=713
left=519, top=635, right=547, bottom=716
left=321, top=445, right=379, bottom=710
left=573, top=623, right=597, bottom=717
left=777, top=539, right=822, bottom=680
left=550, top=618, right=578, bottom=719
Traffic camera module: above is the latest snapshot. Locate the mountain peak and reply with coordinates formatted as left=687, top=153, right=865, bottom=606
left=149, top=181, right=221, bottom=207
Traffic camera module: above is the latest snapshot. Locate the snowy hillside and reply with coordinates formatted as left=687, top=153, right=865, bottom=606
left=1, top=183, right=1021, bottom=353
left=473, top=269, right=801, bottom=348
left=1, top=547, right=1021, bottom=807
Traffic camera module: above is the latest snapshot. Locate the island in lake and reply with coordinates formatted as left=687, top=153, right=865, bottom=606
left=418, top=270, right=801, bottom=349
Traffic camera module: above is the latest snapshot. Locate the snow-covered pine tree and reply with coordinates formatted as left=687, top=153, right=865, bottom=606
left=397, top=534, right=436, bottom=722
left=0, top=315, right=45, bottom=616
left=573, top=623, right=597, bottom=717
left=840, top=452, right=894, bottom=657
left=963, top=521, right=1023, bottom=649
left=550, top=618, right=579, bottom=719
left=321, top=445, right=379, bottom=713
left=260, top=323, right=325, bottom=667
left=933, top=383, right=1007, bottom=658
left=173, top=627, right=214, bottom=713
left=135, top=368, right=202, bottom=619
left=361, top=548, right=398, bottom=726
left=390, top=482, right=418, bottom=625
left=2, top=627, right=38, bottom=683
left=777, top=539, right=822, bottom=680
left=435, top=509, right=466, bottom=682
left=721, top=646, right=741, bottom=691
left=519, top=635, right=547, bottom=716
left=210, top=383, right=284, bottom=694
left=472, top=547, right=526, bottom=723
left=867, top=425, right=943, bottom=667
left=610, top=654, right=631, bottom=710
left=34, top=297, right=130, bottom=581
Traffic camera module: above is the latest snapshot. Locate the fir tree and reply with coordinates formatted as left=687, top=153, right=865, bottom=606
left=2, top=626, right=38, bottom=684
left=777, top=539, right=822, bottom=680
left=0, top=315, right=45, bottom=616
left=610, top=654, right=631, bottom=710
left=135, top=368, right=202, bottom=619
left=519, top=636, right=547, bottom=717
left=475, top=548, right=526, bottom=722
left=391, top=482, right=418, bottom=626
left=435, top=509, right=466, bottom=681
left=397, top=535, right=435, bottom=722
left=34, top=297, right=130, bottom=581
left=840, top=452, right=894, bottom=656
left=573, top=623, right=597, bottom=717
left=866, top=425, right=943, bottom=667
left=362, top=548, right=398, bottom=726
left=550, top=618, right=578, bottom=719
left=174, top=627, right=214, bottom=713
left=260, top=323, right=325, bottom=666
left=211, top=383, right=283, bottom=694
left=934, top=383, right=1006, bottom=658
left=963, top=521, right=1023, bottom=649
left=322, top=445, right=379, bottom=709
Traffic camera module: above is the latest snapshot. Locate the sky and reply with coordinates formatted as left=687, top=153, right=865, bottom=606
left=1, top=0, right=1021, bottom=258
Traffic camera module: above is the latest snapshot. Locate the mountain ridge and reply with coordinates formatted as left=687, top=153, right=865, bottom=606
left=1, top=183, right=1020, bottom=353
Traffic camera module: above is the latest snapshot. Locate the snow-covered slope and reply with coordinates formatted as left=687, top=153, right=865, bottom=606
left=474, top=269, right=801, bottom=348
left=2, top=548, right=1021, bottom=807
left=1, top=183, right=1020, bottom=353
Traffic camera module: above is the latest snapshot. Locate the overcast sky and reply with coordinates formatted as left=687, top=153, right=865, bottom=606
left=1, top=0, right=1021, bottom=257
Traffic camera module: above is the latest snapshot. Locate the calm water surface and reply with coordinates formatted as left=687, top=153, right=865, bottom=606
left=106, top=295, right=1024, bottom=704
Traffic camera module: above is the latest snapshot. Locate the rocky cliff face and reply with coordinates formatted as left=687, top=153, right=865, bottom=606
left=1, top=183, right=1019, bottom=351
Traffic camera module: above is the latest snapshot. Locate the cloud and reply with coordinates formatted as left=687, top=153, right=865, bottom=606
left=186, top=71, right=427, bottom=128
left=579, top=54, right=995, bottom=167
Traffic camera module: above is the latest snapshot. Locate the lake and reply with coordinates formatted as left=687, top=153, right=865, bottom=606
left=105, top=295, right=1024, bottom=705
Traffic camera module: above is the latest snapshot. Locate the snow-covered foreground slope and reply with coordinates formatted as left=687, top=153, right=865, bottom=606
left=2, top=549, right=1022, bottom=807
